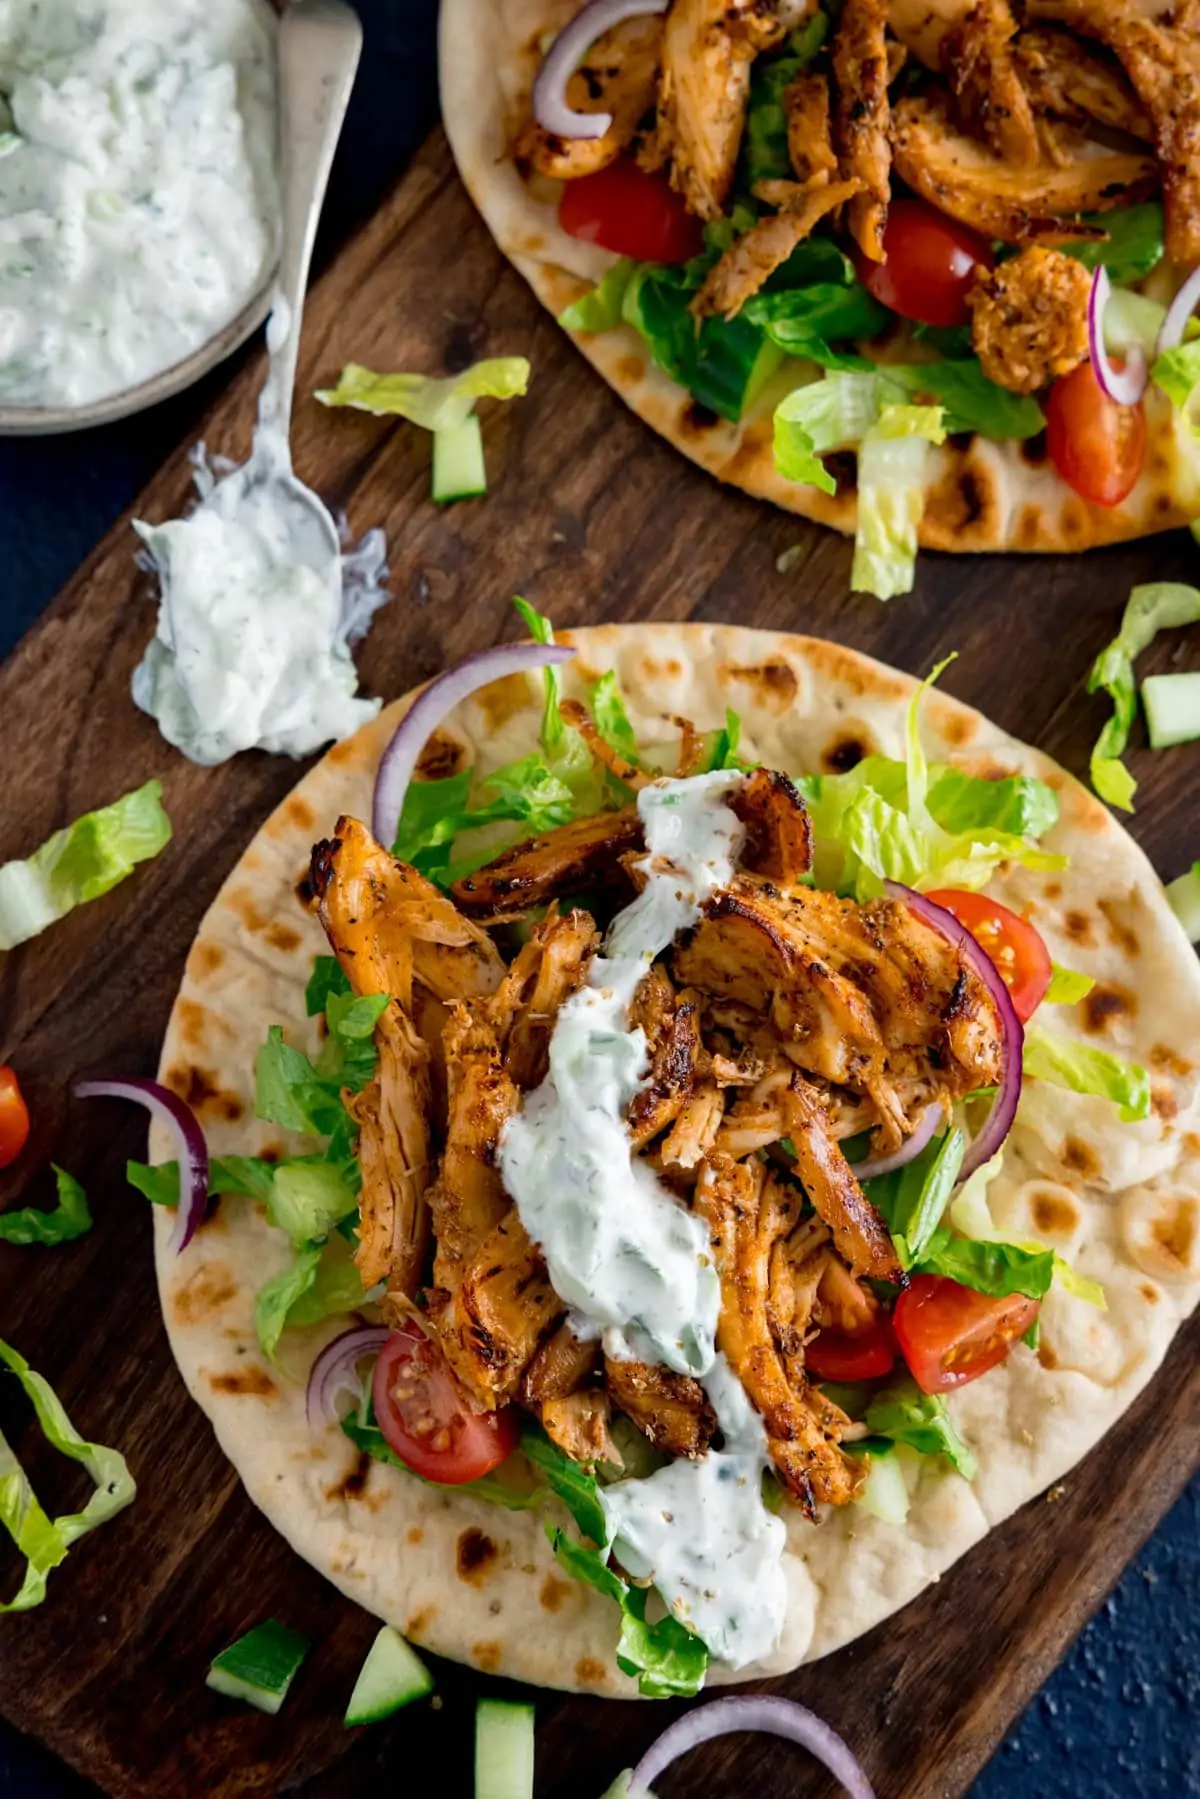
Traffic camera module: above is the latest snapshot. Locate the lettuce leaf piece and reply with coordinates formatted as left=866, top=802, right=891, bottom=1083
left=590, top=671, right=640, bottom=767
left=741, top=13, right=829, bottom=186
left=0, top=779, right=171, bottom=952
left=1061, top=203, right=1164, bottom=284
left=254, top=1242, right=324, bottom=1362
left=256, top=1026, right=350, bottom=1139
left=1085, top=582, right=1200, bottom=810
left=924, top=768, right=1059, bottom=840
left=868, top=1128, right=965, bottom=1267
left=342, top=1409, right=538, bottom=1511
left=700, top=708, right=749, bottom=773
left=126, top=1154, right=277, bottom=1208
left=1022, top=1024, right=1151, bottom=1121
left=948, top=1162, right=1106, bottom=1309
left=558, top=259, right=636, bottom=333
left=1045, top=963, right=1096, bottom=1005
left=882, top=361, right=1045, bottom=439
left=1152, top=340, right=1200, bottom=417
left=282, top=1232, right=374, bottom=1328
left=0, top=1336, right=135, bottom=1611
left=1166, top=860, right=1200, bottom=943
left=622, top=260, right=783, bottom=423
left=392, top=750, right=578, bottom=885
left=0, top=1166, right=91, bottom=1248
left=742, top=280, right=888, bottom=366
left=267, top=1163, right=357, bottom=1250
left=520, top=1424, right=608, bottom=1544
left=851, top=404, right=946, bottom=600
left=774, top=369, right=901, bottom=490
left=315, top=359, right=530, bottom=432
left=513, top=596, right=567, bottom=756
left=914, top=1227, right=1055, bottom=1299
left=862, top=1381, right=977, bottom=1481
left=305, top=954, right=351, bottom=1017
left=547, top=1525, right=708, bottom=1698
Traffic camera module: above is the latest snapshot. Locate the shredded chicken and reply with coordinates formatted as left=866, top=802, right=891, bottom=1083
left=513, top=15, right=663, bottom=180
left=1015, top=27, right=1153, bottom=141
left=778, top=1077, right=902, bottom=1281
left=344, top=1018, right=432, bottom=1313
left=673, top=714, right=707, bottom=779
left=661, top=1080, right=726, bottom=1169
left=693, top=176, right=862, bottom=318
left=450, top=807, right=642, bottom=917
left=658, top=0, right=760, bottom=219
left=696, top=1155, right=863, bottom=1511
left=832, top=0, right=892, bottom=261
left=627, top=968, right=702, bottom=1148
left=540, top=1389, right=620, bottom=1468
left=605, top=1358, right=717, bottom=1457
left=426, top=1008, right=516, bottom=1290
left=1026, top=0, right=1200, bottom=264
left=521, top=1322, right=597, bottom=1404
left=431, top=1210, right=563, bottom=1411
left=785, top=71, right=839, bottom=186
left=945, top=0, right=1039, bottom=167
left=491, top=908, right=597, bottom=1091
left=559, top=698, right=648, bottom=791
left=966, top=245, right=1092, bottom=395
left=731, top=766, right=814, bottom=885
left=891, top=87, right=1157, bottom=244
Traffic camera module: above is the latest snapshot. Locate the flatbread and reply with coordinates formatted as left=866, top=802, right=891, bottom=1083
left=438, top=0, right=1197, bottom=553
left=152, top=624, right=1200, bottom=1693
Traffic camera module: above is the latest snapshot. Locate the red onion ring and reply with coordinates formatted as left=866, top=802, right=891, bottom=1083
left=1156, top=262, right=1200, bottom=356
left=74, top=1077, right=209, bottom=1255
left=533, top=0, right=669, bottom=141
left=883, top=883, right=1023, bottom=1180
left=306, top=1325, right=390, bottom=1431
left=372, top=641, right=576, bottom=851
left=1087, top=266, right=1148, bottom=406
left=854, top=1101, right=942, bottom=1181
left=629, top=1696, right=875, bottom=1799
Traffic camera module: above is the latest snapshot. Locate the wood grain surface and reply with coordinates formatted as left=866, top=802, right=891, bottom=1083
left=0, top=129, right=1197, bottom=1799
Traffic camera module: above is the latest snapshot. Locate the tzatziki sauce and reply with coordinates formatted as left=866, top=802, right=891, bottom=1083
left=0, top=0, right=280, bottom=409
left=500, top=771, right=790, bottom=1672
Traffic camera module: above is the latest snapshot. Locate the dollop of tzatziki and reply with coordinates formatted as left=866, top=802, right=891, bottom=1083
left=0, top=0, right=280, bottom=410
left=500, top=771, right=789, bottom=1672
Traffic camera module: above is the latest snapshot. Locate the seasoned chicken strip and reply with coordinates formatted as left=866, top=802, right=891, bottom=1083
left=427, top=1007, right=517, bottom=1290
left=521, top=1321, right=598, bottom=1403
left=696, top=1155, right=862, bottom=1511
left=540, top=1389, right=620, bottom=1468
left=779, top=1078, right=903, bottom=1282
left=604, top=1358, right=717, bottom=1458
left=832, top=0, right=891, bottom=261
left=627, top=969, right=701, bottom=1148
left=661, top=1080, right=725, bottom=1169
left=345, top=1028, right=431, bottom=1310
left=887, top=0, right=974, bottom=68
left=966, top=245, right=1092, bottom=394
left=731, top=766, right=813, bottom=886
left=945, top=0, right=1039, bottom=167
left=1025, top=0, right=1200, bottom=264
left=559, top=698, right=648, bottom=791
left=451, top=808, right=642, bottom=917
left=1016, top=27, right=1153, bottom=141
left=891, top=89, right=1157, bottom=245
left=312, top=816, right=504, bottom=1004
left=693, top=176, right=862, bottom=317
left=658, top=0, right=761, bottom=219
left=785, top=71, right=838, bottom=187
left=432, top=1211, right=563, bottom=1411
left=495, top=908, right=597, bottom=1091
left=515, top=15, right=663, bottom=180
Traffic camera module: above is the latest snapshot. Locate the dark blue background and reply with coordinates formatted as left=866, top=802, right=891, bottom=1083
left=0, top=3, right=1195, bottom=1793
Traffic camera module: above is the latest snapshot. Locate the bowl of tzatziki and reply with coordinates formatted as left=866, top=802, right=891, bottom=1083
left=0, top=0, right=282, bottom=434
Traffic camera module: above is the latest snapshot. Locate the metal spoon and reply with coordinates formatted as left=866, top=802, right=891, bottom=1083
left=246, top=0, right=364, bottom=571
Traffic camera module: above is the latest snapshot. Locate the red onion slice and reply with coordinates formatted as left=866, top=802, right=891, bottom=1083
left=854, top=1101, right=942, bottom=1181
left=372, top=641, right=576, bottom=851
left=306, top=1325, right=390, bottom=1431
left=533, top=0, right=669, bottom=141
left=1156, top=262, right=1200, bottom=356
left=74, top=1077, right=209, bottom=1255
left=883, top=883, right=1023, bottom=1180
left=1087, top=266, right=1148, bottom=406
left=629, top=1696, right=875, bottom=1799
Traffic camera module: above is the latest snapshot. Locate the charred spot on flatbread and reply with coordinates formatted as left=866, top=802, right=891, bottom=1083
left=1030, top=1186, right=1081, bottom=1238
left=1151, top=1044, right=1194, bottom=1078
left=326, top=1453, right=372, bottom=1502
left=722, top=659, right=799, bottom=714
left=208, top=1364, right=276, bottom=1399
left=1082, top=983, right=1134, bottom=1034
left=171, top=1262, right=237, bottom=1327
left=457, top=1527, right=499, bottom=1584
left=417, top=729, right=469, bottom=781
left=575, top=1657, right=608, bottom=1687
left=472, top=1641, right=503, bottom=1672
left=1063, top=908, right=1095, bottom=947
left=540, top=1574, right=571, bottom=1612
left=1060, top=1134, right=1100, bottom=1179
left=822, top=733, right=869, bottom=774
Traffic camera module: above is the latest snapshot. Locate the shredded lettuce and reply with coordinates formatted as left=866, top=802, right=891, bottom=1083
left=0, top=779, right=171, bottom=952
left=1166, top=861, right=1200, bottom=942
left=315, top=359, right=530, bottom=432
left=548, top=1525, right=709, bottom=1697
left=390, top=754, right=576, bottom=881
left=852, top=405, right=946, bottom=599
left=773, top=370, right=894, bottom=490
left=590, top=671, right=640, bottom=768
left=859, top=1381, right=978, bottom=1481
left=0, top=1166, right=91, bottom=1247
left=1061, top=203, right=1165, bottom=285
left=1152, top=339, right=1200, bottom=421
left=1086, top=582, right=1200, bottom=810
left=558, top=260, right=636, bottom=333
left=948, top=1163, right=1107, bottom=1309
left=914, top=1228, right=1055, bottom=1299
left=520, top=1424, right=608, bottom=1545
left=1022, top=1024, right=1151, bottom=1122
left=0, top=1337, right=135, bottom=1611
left=883, top=361, right=1045, bottom=438
left=743, top=280, right=888, bottom=368
left=741, top=13, right=829, bottom=186
left=1045, top=963, right=1096, bottom=1005
left=255, top=1244, right=325, bottom=1362
left=126, top=1154, right=276, bottom=1208
left=700, top=708, right=748, bottom=773
left=621, top=256, right=783, bottom=423
left=865, top=1128, right=964, bottom=1267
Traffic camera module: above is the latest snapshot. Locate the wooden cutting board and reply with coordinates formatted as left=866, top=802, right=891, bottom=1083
left=1, top=129, right=1197, bottom=1799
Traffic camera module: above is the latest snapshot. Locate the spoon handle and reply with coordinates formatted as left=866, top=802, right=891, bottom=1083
left=269, top=0, right=363, bottom=439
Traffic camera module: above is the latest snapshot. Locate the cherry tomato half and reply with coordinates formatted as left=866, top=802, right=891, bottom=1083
left=1046, top=358, right=1147, bottom=508
left=925, top=889, right=1052, bottom=1023
left=805, top=1312, right=897, bottom=1383
left=893, top=1275, right=1039, bottom=1394
left=0, top=1067, right=30, bottom=1170
left=372, top=1322, right=518, bottom=1484
left=558, top=160, right=704, bottom=264
left=858, top=199, right=993, bottom=328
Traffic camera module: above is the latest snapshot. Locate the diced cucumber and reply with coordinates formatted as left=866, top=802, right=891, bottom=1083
left=1142, top=670, right=1200, bottom=749
left=344, top=1625, right=433, bottom=1726
left=206, top=1619, right=309, bottom=1715
left=432, top=414, right=487, bottom=504
left=1167, top=861, right=1200, bottom=943
left=848, top=1442, right=910, bottom=1525
left=475, top=1697, right=535, bottom=1799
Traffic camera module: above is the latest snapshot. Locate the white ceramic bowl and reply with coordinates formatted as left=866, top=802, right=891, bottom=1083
left=0, top=0, right=281, bottom=437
